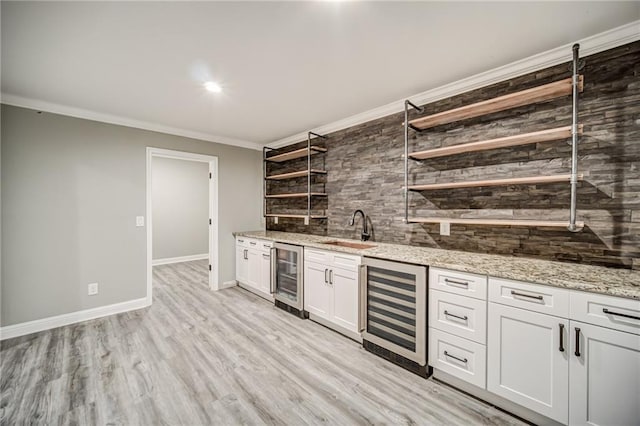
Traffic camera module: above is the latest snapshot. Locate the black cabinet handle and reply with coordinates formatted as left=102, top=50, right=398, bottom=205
left=444, top=351, right=468, bottom=364
left=559, top=323, right=565, bottom=352
left=444, top=310, right=468, bottom=321
left=511, top=290, right=544, bottom=301
left=444, top=278, right=469, bottom=287
left=603, top=308, right=640, bottom=321
left=574, top=327, right=581, bottom=357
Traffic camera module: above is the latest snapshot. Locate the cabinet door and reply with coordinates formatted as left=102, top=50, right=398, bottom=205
left=259, top=250, right=272, bottom=295
left=236, top=245, right=248, bottom=284
left=247, top=248, right=260, bottom=290
left=331, top=266, right=359, bottom=333
left=304, top=261, right=331, bottom=320
left=487, top=303, right=569, bottom=423
left=569, top=321, right=640, bottom=426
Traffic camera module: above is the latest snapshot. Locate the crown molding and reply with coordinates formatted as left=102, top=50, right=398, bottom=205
left=0, top=94, right=263, bottom=151
left=268, top=20, right=640, bottom=149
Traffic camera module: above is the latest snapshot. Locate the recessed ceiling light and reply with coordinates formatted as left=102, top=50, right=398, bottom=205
left=204, top=81, right=222, bottom=93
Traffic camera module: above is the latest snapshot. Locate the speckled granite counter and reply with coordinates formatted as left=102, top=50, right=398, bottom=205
left=234, top=230, right=640, bottom=300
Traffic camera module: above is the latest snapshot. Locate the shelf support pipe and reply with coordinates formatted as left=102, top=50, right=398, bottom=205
left=404, top=100, right=423, bottom=223
left=568, top=43, right=581, bottom=232
left=306, top=132, right=328, bottom=224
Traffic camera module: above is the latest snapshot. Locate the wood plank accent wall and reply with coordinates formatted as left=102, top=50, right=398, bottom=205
left=267, top=42, right=640, bottom=269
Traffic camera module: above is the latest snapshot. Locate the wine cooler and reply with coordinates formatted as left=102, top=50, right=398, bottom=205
left=270, top=242, right=305, bottom=317
left=361, top=257, right=428, bottom=376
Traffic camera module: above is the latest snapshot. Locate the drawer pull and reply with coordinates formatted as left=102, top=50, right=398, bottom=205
left=444, top=351, right=468, bottom=364
left=603, top=308, right=640, bottom=321
left=263, top=244, right=271, bottom=249
left=262, top=253, right=270, bottom=259
left=574, top=327, right=581, bottom=357
left=250, top=242, right=257, bottom=246
left=559, top=323, right=565, bottom=352
left=238, top=239, right=244, bottom=243
left=444, top=278, right=469, bottom=288
left=511, top=290, right=543, bottom=301
left=444, top=310, right=468, bottom=321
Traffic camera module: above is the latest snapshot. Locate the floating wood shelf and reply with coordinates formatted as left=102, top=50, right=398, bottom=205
left=265, top=169, right=327, bottom=180
left=408, top=217, right=585, bottom=229
left=265, top=214, right=327, bottom=219
left=408, top=76, right=584, bottom=130
left=409, top=125, right=582, bottom=160
left=408, top=174, right=583, bottom=191
left=265, top=146, right=327, bottom=162
left=265, top=192, right=328, bottom=199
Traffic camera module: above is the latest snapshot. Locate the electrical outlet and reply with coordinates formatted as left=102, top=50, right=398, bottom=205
left=440, top=222, right=451, bottom=236
left=136, top=216, right=145, bottom=227
left=88, top=282, right=99, bottom=296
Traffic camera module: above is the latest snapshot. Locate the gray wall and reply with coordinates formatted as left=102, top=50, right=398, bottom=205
left=268, top=42, right=640, bottom=270
left=152, top=157, right=209, bottom=260
left=1, top=105, right=263, bottom=326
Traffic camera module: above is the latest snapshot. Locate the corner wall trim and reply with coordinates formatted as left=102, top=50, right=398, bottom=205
left=0, top=94, right=262, bottom=151
left=0, top=297, right=150, bottom=341
left=267, top=20, right=640, bottom=148
left=152, top=253, right=209, bottom=266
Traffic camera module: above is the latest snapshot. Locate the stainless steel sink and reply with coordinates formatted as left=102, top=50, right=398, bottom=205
left=322, top=240, right=376, bottom=250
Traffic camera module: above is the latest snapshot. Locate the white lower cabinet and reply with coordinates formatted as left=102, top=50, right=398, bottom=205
left=235, top=237, right=273, bottom=300
left=430, top=328, right=486, bottom=388
left=487, top=302, right=569, bottom=424
left=304, top=248, right=361, bottom=340
left=569, top=321, right=640, bottom=426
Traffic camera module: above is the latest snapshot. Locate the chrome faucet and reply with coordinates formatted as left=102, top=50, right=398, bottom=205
left=349, top=209, right=370, bottom=241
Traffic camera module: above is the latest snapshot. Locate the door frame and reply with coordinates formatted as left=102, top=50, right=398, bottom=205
left=146, top=147, right=219, bottom=304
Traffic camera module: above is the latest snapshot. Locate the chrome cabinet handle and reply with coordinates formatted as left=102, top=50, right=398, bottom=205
left=444, top=351, right=468, bottom=364
left=243, top=249, right=248, bottom=260
left=238, top=239, right=244, bottom=243
left=270, top=248, right=276, bottom=294
left=444, top=278, right=469, bottom=287
left=324, top=269, right=328, bottom=284
left=263, top=244, right=270, bottom=249
left=250, top=241, right=257, bottom=246
left=574, top=327, right=581, bottom=357
left=511, top=290, right=543, bottom=301
left=329, top=270, right=333, bottom=285
left=603, top=308, right=640, bottom=321
left=444, top=310, right=468, bottom=321
left=262, top=253, right=270, bottom=259
left=359, top=264, right=367, bottom=332
left=559, top=323, right=565, bottom=352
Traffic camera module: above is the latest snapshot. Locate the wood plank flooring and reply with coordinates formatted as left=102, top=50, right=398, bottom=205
left=1, top=260, right=524, bottom=425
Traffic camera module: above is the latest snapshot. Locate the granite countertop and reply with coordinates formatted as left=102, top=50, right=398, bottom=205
left=234, top=230, right=640, bottom=301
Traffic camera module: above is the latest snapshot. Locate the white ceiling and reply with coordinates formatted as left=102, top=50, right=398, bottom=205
left=2, top=2, right=639, bottom=147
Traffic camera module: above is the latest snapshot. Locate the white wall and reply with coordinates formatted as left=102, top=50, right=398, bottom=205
left=152, top=157, right=209, bottom=261
left=1, top=105, right=263, bottom=326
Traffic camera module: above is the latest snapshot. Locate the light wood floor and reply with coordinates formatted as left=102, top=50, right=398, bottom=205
left=1, top=260, right=524, bottom=425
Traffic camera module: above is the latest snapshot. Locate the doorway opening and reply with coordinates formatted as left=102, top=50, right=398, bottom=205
left=146, top=148, right=219, bottom=303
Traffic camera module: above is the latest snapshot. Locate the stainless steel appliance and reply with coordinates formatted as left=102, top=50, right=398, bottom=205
left=270, top=242, right=305, bottom=317
left=361, top=257, right=428, bottom=376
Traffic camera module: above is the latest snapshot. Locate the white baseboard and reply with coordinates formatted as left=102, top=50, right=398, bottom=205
left=152, top=253, right=208, bottom=266
left=220, top=280, right=238, bottom=290
left=0, top=297, right=150, bottom=341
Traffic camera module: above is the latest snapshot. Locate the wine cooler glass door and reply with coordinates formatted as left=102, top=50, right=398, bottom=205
left=273, top=243, right=303, bottom=310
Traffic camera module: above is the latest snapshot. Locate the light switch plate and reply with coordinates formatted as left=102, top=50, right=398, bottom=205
left=440, top=221, right=451, bottom=236
left=136, top=216, right=145, bottom=227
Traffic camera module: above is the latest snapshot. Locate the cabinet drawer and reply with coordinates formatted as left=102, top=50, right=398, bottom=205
left=254, top=239, right=273, bottom=253
left=246, top=238, right=260, bottom=249
left=429, top=289, right=487, bottom=344
left=429, top=268, right=487, bottom=300
left=570, top=291, right=640, bottom=335
left=236, top=237, right=249, bottom=248
left=429, top=328, right=486, bottom=389
left=305, top=248, right=332, bottom=264
left=488, top=277, right=569, bottom=318
left=332, top=253, right=361, bottom=271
